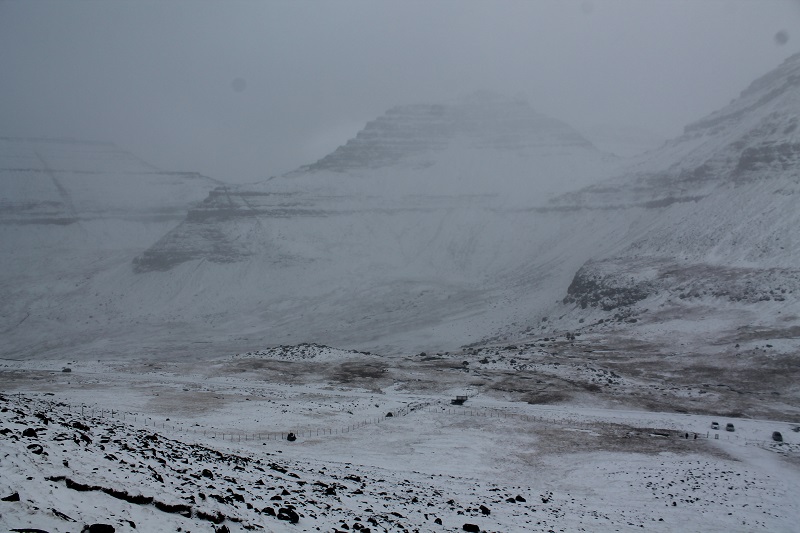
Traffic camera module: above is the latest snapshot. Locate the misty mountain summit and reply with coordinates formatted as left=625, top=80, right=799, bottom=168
left=134, top=94, right=617, bottom=273
left=299, top=92, right=594, bottom=174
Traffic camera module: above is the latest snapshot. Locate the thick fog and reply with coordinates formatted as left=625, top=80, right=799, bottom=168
left=1, top=0, right=798, bottom=183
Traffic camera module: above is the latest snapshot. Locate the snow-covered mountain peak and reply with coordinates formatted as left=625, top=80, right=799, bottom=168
left=132, top=94, right=621, bottom=273
left=300, top=95, right=594, bottom=174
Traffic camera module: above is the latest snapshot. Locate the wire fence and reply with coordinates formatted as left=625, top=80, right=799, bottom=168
left=6, top=392, right=791, bottom=448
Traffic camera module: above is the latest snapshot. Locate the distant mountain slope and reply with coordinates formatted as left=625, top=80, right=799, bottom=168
left=0, top=137, right=220, bottom=359
left=0, top=137, right=220, bottom=249
left=535, top=53, right=800, bottom=351
left=578, top=123, right=666, bottom=158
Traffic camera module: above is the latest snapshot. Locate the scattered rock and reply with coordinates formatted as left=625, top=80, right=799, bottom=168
left=277, top=507, right=300, bottom=523
left=2, top=492, right=21, bottom=502
left=72, top=421, right=90, bottom=432
left=52, top=508, right=76, bottom=521
left=27, top=443, right=44, bottom=455
left=82, top=525, right=115, bottom=533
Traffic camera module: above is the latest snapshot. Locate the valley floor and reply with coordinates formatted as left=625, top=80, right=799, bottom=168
left=1, top=344, right=799, bottom=532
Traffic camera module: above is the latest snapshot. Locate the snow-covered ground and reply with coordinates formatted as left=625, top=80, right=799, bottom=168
left=2, top=346, right=799, bottom=532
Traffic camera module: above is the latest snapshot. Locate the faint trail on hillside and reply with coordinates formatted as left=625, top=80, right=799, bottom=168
left=35, top=150, right=79, bottom=222
left=1, top=311, right=30, bottom=335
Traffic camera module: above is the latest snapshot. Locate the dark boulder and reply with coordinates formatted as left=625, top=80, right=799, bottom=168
left=65, top=478, right=97, bottom=492
left=196, top=510, right=226, bottom=524
left=277, top=507, right=300, bottom=523
left=463, top=524, right=480, bottom=533
left=82, top=525, right=115, bottom=533
left=71, top=421, right=90, bottom=432
left=27, top=443, right=45, bottom=455
left=1, top=492, right=20, bottom=502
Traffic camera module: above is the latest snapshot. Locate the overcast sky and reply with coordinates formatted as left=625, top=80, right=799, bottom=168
left=1, top=0, right=798, bottom=182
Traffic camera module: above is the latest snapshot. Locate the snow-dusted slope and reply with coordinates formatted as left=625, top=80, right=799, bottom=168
left=538, top=53, right=800, bottom=351
left=3, top=354, right=800, bottom=532
left=0, top=137, right=220, bottom=250
left=0, top=138, right=220, bottom=359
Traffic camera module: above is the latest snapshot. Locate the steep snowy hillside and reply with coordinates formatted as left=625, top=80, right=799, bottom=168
left=534, top=53, right=800, bottom=359
left=0, top=137, right=220, bottom=359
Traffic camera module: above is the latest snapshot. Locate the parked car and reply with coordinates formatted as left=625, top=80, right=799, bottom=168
left=726, top=423, right=735, bottom=432
left=772, top=431, right=783, bottom=442
left=711, top=421, right=719, bottom=430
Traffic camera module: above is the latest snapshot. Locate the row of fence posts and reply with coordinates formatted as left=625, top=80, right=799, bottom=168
left=48, top=399, right=429, bottom=442
left=14, top=395, right=779, bottom=445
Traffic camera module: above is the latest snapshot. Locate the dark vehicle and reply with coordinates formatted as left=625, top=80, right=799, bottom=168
left=726, top=423, right=735, bottom=432
left=772, top=431, right=783, bottom=442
